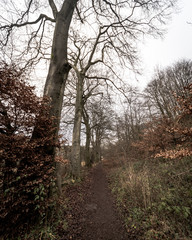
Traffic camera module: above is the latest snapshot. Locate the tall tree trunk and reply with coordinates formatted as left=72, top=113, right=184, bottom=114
left=91, top=129, right=101, bottom=163
left=91, top=130, right=96, bottom=163
left=43, top=0, right=78, bottom=152
left=71, top=73, right=84, bottom=178
left=95, top=130, right=101, bottom=162
left=82, top=109, right=92, bottom=167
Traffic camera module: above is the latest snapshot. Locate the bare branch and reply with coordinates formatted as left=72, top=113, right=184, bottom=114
left=1, top=14, right=55, bottom=29
left=16, top=0, right=34, bottom=24
left=84, top=27, right=103, bottom=72
left=48, top=0, right=58, bottom=19
left=75, top=6, right=84, bottom=23
left=0, top=14, right=55, bottom=46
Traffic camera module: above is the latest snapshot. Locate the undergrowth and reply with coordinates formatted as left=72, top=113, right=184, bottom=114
left=12, top=175, right=85, bottom=240
left=108, top=156, right=192, bottom=240
left=1, top=195, right=68, bottom=240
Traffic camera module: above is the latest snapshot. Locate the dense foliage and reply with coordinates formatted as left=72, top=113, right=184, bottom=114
left=0, top=63, right=55, bottom=238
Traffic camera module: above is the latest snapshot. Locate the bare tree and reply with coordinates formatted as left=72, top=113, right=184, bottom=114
left=114, top=86, right=146, bottom=158
left=0, top=0, right=177, bottom=157
left=86, top=99, right=114, bottom=163
left=68, top=24, right=133, bottom=176
left=144, top=59, right=192, bottom=119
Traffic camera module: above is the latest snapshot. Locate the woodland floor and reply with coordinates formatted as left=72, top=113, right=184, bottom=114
left=60, top=163, right=128, bottom=240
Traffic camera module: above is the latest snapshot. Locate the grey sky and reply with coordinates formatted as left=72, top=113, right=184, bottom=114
left=135, top=0, right=192, bottom=89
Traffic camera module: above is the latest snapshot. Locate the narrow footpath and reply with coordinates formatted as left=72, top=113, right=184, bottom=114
left=62, top=164, right=128, bottom=240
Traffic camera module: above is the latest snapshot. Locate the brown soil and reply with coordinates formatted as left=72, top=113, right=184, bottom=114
left=61, top=163, right=128, bottom=240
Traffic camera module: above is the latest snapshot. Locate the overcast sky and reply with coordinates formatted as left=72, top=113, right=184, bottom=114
left=132, top=0, right=192, bottom=90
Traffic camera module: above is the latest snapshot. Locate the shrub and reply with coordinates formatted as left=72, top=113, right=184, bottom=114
left=0, top=62, right=55, bottom=238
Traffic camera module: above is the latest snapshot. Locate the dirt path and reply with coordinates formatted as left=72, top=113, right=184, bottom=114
left=62, top=163, right=128, bottom=240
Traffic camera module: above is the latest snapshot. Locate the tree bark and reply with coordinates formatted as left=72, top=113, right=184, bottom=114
left=95, top=129, right=101, bottom=162
left=70, top=72, right=84, bottom=178
left=43, top=0, right=78, bottom=149
left=83, top=109, right=92, bottom=167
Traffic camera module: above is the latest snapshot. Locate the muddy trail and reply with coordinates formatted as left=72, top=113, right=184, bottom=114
left=61, top=163, right=128, bottom=240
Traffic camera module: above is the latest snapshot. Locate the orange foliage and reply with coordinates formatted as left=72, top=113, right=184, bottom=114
left=0, top=62, right=56, bottom=235
left=133, top=84, right=192, bottom=159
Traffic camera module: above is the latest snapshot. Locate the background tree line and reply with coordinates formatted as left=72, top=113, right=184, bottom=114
left=108, top=59, right=192, bottom=161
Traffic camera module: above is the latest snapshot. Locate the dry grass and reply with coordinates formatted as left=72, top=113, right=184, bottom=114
left=107, top=156, right=192, bottom=239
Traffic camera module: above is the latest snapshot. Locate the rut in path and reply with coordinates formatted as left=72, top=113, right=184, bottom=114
left=74, top=163, right=128, bottom=240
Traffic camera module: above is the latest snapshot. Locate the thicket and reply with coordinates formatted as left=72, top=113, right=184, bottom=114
left=0, top=63, right=56, bottom=238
